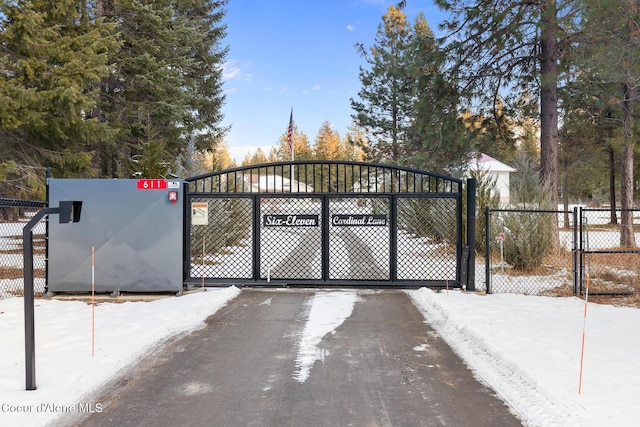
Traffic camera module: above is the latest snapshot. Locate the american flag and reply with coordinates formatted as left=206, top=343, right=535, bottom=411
left=287, top=108, right=294, bottom=156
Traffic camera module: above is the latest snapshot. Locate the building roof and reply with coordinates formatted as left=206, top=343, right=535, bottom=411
left=467, top=153, right=516, bottom=173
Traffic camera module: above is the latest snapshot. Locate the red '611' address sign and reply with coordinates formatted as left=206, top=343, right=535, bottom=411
left=137, top=179, right=167, bottom=190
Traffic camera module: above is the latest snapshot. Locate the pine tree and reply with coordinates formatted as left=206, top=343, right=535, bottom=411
left=351, top=5, right=414, bottom=164
left=434, top=0, right=581, bottom=208
left=405, top=11, right=473, bottom=172
left=97, top=0, right=228, bottom=178
left=0, top=0, right=120, bottom=195
left=574, top=0, right=640, bottom=247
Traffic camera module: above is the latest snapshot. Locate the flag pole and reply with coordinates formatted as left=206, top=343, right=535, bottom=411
left=287, top=108, right=295, bottom=187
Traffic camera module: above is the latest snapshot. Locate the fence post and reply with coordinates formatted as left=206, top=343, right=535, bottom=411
left=578, top=207, right=583, bottom=295
left=485, top=206, right=492, bottom=294
left=573, top=206, right=579, bottom=295
left=466, top=178, right=476, bottom=291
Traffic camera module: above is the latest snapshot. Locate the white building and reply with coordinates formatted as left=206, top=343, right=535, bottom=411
left=467, top=153, right=516, bottom=205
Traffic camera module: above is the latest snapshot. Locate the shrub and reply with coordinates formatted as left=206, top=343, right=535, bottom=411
left=498, top=153, right=555, bottom=269
left=500, top=210, right=554, bottom=269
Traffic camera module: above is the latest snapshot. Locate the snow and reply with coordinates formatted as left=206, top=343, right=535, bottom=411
left=408, top=289, right=640, bottom=427
left=293, top=290, right=359, bottom=383
left=0, top=287, right=240, bottom=427
left=0, top=287, right=639, bottom=426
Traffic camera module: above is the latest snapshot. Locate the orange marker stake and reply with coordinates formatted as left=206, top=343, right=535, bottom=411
left=578, top=218, right=590, bottom=394
left=578, top=276, right=589, bottom=394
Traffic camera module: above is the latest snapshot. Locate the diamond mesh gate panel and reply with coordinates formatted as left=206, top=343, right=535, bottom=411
left=329, top=197, right=390, bottom=280
left=186, top=161, right=465, bottom=286
left=260, top=197, right=322, bottom=280
left=190, top=197, right=253, bottom=279
left=396, top=197, right=457, bottom=281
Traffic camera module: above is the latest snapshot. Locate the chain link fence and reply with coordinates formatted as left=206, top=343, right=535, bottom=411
left=0, top=198, right=47, bottom=299
left=484, top=207, right=640, bottom=296
left=579, top=208, right=640, bottom=296
left=485, top=208, right=576, bottom=296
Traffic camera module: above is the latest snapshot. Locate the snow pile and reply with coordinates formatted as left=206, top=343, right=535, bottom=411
left=0, top=287, right=239, bottom=427
left=408, top=288, right=640, bottom=427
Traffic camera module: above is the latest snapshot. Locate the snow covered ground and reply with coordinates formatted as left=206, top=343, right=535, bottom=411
left=1, top=287, right=638, bottom=426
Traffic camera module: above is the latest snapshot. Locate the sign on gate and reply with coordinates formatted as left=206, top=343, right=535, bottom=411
left=191, top=202, right=209, bottom=225
left=331, top=214, right=387, bottom=226
left=263, top=214, right=319, bottom=227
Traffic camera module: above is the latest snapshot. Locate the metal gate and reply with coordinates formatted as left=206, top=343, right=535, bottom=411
left=184, top=161, right=469, bottom=288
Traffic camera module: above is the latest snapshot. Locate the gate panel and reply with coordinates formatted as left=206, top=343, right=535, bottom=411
left=190, top=196, right=253, bottom=279
left=185, top=161, right=467, bottom=288
left=328, top=197, right=390, bottom=280
left=396, top=197, right=458, bottom=281
left=260, top=196, right=322, bottom=280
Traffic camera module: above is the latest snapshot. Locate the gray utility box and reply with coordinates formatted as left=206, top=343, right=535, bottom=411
left=48, top=179, right=184, bottom=293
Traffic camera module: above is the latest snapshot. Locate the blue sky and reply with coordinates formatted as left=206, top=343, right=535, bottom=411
left=220, top=0, right=445, bottom=162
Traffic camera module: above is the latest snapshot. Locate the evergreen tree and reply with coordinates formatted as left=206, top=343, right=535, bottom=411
left=350, top=5, right=414, bottom=163
left=460, top=101, right=517, bottom=165
left=0, top=0, right=120, bottom=196
left=573, top=0, right=640, bottom=247
left=434, top=0, right=581, bottom=208
left=97, top=0, right=228, bottom=178
left=404, top=11, right=472, bottom=173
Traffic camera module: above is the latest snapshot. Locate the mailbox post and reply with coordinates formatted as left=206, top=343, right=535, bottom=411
left=23, top=201, right=82, bottom=390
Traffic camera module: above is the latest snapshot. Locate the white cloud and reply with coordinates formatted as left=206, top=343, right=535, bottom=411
left=221, top=60, right=253, bottom=81
left=347, top=24, right=356, bottom=31
left=302, top=84, right=322, bottom=95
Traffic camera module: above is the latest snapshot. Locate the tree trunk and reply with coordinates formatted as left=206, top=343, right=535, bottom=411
left=562, top=156, right=570, bottom=228
left=620, top=83, right=635, bottom=247
left=539, top=0, right=559, bottom=209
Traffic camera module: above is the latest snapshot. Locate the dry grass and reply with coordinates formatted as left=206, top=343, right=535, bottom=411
left=492, top=248, right=574, bottom=278
left=0, top=266, right=45, bottom=279
left=587, top=294, right=640, bottom=308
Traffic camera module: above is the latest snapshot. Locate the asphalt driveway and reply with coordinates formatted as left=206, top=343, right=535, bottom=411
left=72, top=289, right=522, bottom=427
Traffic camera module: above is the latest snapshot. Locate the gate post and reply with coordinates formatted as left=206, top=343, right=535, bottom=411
left=485, top=206, right=492, bottom=294
left=573, top=206, right=579, bottom=295
left=466, top=178, right=476, bottom=291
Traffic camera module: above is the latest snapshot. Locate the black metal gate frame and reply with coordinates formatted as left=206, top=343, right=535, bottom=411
left=184, top=161, right=476, bottom=289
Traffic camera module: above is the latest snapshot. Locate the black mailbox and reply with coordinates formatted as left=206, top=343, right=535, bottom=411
left=58, top=201, right=82, bottom=223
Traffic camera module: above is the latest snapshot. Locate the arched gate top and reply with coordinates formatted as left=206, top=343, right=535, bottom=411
left=186, top=160, right=461, bottom=194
